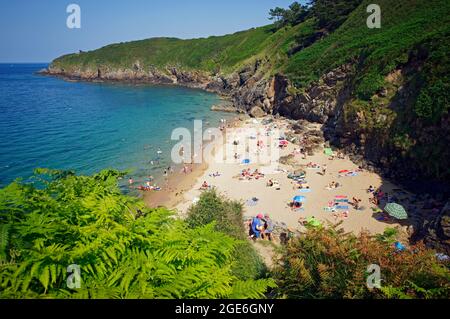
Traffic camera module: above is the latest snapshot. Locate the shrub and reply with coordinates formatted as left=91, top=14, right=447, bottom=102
left=186, top=190, right=268, bottom=281
left=272, top=223, right=450, bottom=299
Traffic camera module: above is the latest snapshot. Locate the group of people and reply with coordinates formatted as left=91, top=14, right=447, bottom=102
left=266, top=179, right=280, bottom=189
left=369, top=188, right=390, bottom=206
left=129, top=176, right=161, bottom=192
left=239, top=168, right=265, bottom=180
left=248, top=213, right=274, bottom=241
left=306, top=162, right=320, bottom=169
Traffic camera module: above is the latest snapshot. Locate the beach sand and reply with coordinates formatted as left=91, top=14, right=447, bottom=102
left=145, top=116, right=411, bottom=236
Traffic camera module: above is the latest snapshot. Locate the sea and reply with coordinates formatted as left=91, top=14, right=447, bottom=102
left=0, top=63, right=233, bottom=189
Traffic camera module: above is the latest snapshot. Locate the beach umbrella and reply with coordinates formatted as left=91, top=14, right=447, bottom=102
left=242, top=159, right=251, bottom=164
left=324, top=148, right=334, bottom=156
left=293, top=195, right=306, bottom=203
left=279, top=140, right=289, bottom=145
left=384, top=203, right=408, bottom=220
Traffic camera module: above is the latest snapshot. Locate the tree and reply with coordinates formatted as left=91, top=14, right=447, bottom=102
left=308, top=0, right=363, bottom=31
left=269, top=7, right=287, bottom=23
left=287, top=2, right=309, bottom=25
left=269, top=2, right=310, bottom=30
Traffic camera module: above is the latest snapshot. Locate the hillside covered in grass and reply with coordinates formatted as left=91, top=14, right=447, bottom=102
left=51, top=23, right=299, bottom=75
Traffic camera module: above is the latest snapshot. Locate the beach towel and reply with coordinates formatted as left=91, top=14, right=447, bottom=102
left=336, top=205, right=349, bottom=210
left=335, top=195, right=348, bottom=199
left=298, top=189, right=312, bottom=193
left=335, top=199, right=349, bottom=203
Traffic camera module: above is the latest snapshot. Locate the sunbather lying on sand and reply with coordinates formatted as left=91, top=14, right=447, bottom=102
left=200, top=181, right=211, bottom=190
left=326, top=181, right=340, bottom=189
left=297, top=182, right=310, bottom=189
left=306, top=162, right=320, bottom=169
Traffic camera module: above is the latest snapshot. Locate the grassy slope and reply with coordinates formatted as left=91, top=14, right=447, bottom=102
left=52, top=24, right=306, bottom=75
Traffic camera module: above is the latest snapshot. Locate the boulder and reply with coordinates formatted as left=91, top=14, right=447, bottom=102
left=249, top=106, right=266, bottom=118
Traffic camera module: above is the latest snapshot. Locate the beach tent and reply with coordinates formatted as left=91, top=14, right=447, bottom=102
left=293, top=195, right=306, bottom=203
left=384, top=203, right=408, bottom=220
left=324, top=148, right=334, bottom=156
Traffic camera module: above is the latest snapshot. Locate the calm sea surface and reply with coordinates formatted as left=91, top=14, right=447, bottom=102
left=0, top=64, right=231, bottom=188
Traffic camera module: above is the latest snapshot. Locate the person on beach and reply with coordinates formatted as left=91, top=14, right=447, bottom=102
left=200, top=181, right=209, bottom=190
left=262, top=214, right=274, bottom=241
left=250, top=214, right=265, bottom=240
left=128, top=178, right=134, bottom=185
left=352, top=197, right=362, bottom=210
left=322, top=164, right=327, bottom=175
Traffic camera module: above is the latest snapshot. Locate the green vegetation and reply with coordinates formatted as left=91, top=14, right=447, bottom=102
left=269, top=1, right=309, bottom=30
left=186, top=190, right=268, bottom=282
left=285, top=0, right=450, bottom=91
left=272, top=224, right=450, bottom=299
left=0, top=170, right=273, bottom=298
left=52, top=26, right=276, bottom=75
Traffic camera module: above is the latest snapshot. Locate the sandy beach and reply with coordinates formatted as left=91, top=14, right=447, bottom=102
left=144, top=115, right=414, bottom=236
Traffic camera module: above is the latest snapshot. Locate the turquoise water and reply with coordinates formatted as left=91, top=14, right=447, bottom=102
left=0, top=64, right=231, bottom=188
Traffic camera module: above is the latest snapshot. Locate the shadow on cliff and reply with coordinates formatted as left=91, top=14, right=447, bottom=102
left=318, top=56, right=450, bottom=253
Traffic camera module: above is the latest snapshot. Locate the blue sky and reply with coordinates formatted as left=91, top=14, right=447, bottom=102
left=0, top=0, right=304, bottom=62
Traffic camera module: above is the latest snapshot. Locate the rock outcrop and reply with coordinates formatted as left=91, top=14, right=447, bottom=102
left=419, top=201, right=450, bottom=255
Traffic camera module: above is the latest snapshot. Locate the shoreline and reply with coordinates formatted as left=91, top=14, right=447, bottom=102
left=142, top=115, right=247, bottom=209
